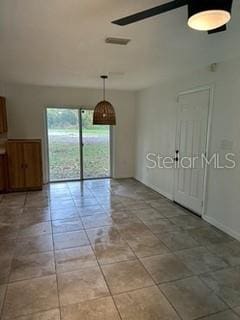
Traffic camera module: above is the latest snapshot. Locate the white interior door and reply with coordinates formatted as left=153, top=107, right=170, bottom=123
left=174, top=88, right=210, bottom=215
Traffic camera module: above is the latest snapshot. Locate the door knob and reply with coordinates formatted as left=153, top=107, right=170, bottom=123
left=174, top=150, right=179, bottom=161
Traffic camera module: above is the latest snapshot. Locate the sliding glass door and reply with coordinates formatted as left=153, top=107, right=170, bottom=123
left=81, top=109, right=110, bottom=179
left=46, top=108, right=81, bottom=181
left=46, top=107, right=111, bottom=182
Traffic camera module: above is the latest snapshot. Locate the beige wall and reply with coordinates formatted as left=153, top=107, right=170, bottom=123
left=4, top=84, right=136, bottom=182
left=135, top=57, right=240, bottom=241
left=0, top=83, right=5, bottom=96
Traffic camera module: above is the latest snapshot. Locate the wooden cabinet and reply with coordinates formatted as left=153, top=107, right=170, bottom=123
left=0, top=154, right=8, bottom=193
left=7, top=141, right=25, bottom=190
left=23, top=142, right=43, bottom=189
left=7, top=140, right=43, bottom=191
left=0, top=97, right=7, bottom=133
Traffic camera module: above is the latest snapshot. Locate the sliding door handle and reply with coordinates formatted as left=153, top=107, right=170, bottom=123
left=174, top=150, right=179, bottom=161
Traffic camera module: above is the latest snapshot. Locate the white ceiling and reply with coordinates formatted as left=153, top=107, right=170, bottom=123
left=0, top=0, right=240, bottom=90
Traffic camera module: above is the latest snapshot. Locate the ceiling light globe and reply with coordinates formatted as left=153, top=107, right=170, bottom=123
left=188, top=9, right=231, bottom=31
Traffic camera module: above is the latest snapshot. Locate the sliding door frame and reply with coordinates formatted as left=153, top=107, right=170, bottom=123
left=44, top=106, right=112, bottom=183
left=79, top=108, right=84, bottom=181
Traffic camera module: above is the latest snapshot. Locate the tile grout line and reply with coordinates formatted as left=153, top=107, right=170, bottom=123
left=0, top=284, right=8, bottom=320
left=62, top=182, right=123, bottom=318
left=81, top=215, right=124, bottom=320
left=1, top=308, right=61, bottom=320
left=197, top=271, right=238, bottom=311
left=120, top=227, right=185, bottom=320
left=1, top=179, right=239, bottom=319
left=79, top=191, right=187, bottom=320
left=113, top=191, right=232, bottom=318
left=0, top=193, right=28, bottom=319
left=0, top=194, right=29, bottom=320
left=194, top=309, right=230, bottom=320
left=50, top=185, right=72, bottom=320
left=134, top=201, right=236, bottom=318
left=0, top=181, right=114, bottom=316
left=129, top=201, right=234, bottom=274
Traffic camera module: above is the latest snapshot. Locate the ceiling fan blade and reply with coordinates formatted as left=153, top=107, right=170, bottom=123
left=208, top=24, right=227, bottom=34
left=112, top=0, right=188, bottom=26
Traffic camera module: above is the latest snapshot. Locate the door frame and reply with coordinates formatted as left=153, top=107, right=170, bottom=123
left=44, top=106, right=113, bottom=183
left=173, top=85, right=214, bottom=217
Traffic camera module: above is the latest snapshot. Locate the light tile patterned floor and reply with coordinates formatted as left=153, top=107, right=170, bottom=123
left=0, top=178, right=239, bottom=320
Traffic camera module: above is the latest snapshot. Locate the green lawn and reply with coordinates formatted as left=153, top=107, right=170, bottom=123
left=48, top=128, right=110, bottom=181
left=50, top=128, right=108, bottom=136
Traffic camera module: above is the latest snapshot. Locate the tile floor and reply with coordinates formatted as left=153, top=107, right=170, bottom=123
left=0, top=178, right=239, bottom=320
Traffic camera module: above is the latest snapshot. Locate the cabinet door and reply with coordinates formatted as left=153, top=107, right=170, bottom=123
left=7, top=142, right=25, bottom=190
left=0, top=155, right=8, bottom=192
left=23, top=142, right=42, bottom=188
left=0, top=97, right=7, bottom=133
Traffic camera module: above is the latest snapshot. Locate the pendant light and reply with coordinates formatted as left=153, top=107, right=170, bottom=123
left=93, top=75, right=116, bottom=125
left=188, top=0, right=232, bottom=31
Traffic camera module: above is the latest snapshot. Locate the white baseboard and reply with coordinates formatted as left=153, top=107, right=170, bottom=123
left=203, top=215, right=240, bottom=242
left=134, top=176, right=173, bottom=201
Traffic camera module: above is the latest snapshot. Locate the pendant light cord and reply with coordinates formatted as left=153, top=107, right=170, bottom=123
left=103, top=77, right=105, bottom=101
left=101, top=75, right=108, bottom=101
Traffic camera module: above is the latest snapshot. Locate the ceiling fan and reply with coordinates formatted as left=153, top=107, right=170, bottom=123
left=112, top=0, right=233, bottom=34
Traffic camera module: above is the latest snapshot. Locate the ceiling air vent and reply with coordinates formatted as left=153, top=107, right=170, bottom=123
left=105, top=37, right=131, bottom=45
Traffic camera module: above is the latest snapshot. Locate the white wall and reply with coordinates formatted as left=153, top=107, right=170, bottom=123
left=4, top=84, right=136, bottom=182
left=135, top=57, right=240, bottom=241
left=0, top=83, right=5, bottom=96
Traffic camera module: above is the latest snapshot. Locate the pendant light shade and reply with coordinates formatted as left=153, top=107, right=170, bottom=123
left=93, top=76, right=116, bottom=125
left=188, top=0, right=232, bottom=31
